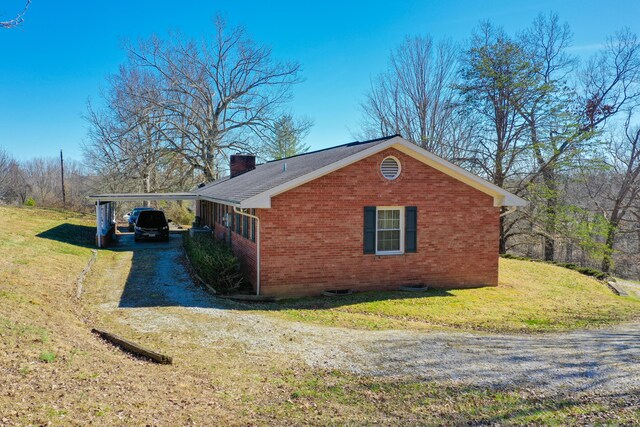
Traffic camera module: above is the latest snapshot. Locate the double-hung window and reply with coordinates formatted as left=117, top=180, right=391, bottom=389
left=364, top=206, right=416, bottom=255
left=376, top=207, right=404, bottom=255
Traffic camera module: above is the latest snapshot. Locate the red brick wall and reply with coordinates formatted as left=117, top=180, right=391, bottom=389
left=258, top=148, right=500, bottom=297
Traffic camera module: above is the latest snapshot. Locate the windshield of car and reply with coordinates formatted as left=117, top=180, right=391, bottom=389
left=136, top=211, right=167, bottom=228
left=130, top=207, right=153, bottom=219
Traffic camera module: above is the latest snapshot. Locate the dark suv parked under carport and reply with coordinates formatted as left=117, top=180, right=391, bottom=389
left=134, top=210, right=170, bottom=242
left=127, top=207, right=154, bottom=231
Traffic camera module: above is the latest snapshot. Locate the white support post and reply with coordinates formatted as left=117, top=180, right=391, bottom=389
left=96, top=199, right=101, bottom=248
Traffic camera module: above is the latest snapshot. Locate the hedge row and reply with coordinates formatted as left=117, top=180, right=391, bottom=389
left=183, top=233, right=244, bottom=294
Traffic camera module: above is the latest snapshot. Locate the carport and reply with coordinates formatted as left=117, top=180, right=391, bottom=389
left=87, top=193, right=199, bottom=248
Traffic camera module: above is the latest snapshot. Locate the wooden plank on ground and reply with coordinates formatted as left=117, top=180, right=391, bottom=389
left=92, top=328, right=173, bottom=364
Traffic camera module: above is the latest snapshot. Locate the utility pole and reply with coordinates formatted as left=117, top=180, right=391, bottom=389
left=60, top=149, right=66, bottom=209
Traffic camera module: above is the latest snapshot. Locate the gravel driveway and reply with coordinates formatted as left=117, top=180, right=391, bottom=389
left=97, top=234, right=640, bottom=393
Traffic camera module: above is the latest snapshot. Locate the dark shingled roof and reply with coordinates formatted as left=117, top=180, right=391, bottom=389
left=197, top=135, right=398, bottom=204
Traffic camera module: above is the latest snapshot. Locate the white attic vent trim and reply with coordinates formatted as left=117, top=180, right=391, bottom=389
left=380, top=156, right=401, bottom=180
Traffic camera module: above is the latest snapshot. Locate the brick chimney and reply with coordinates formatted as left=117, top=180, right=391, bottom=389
left=230, top=154, right=256, bottom=178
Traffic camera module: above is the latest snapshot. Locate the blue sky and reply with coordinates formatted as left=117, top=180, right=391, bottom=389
left=1, top=0, right=639, bottom=162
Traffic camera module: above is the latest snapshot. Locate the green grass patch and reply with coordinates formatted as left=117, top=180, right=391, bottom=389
left=257, top=258, right=640, bottom=333
left=39, top=351, right=57, bottom=363
left=501, top=253, right=609, bottom=280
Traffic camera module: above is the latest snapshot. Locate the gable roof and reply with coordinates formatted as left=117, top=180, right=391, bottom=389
left=197, top=135, right=527, bottom=208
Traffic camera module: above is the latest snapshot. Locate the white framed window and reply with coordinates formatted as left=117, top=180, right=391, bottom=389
left=380, top=156, right=401, bottom=180
left=376, top=206, right=404, bottom=255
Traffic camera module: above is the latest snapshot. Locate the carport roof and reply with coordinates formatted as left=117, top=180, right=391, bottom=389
left=87, top=192, right=198, bottom=201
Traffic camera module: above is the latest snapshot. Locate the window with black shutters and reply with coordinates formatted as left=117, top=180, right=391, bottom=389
left=364, top=206, right=417, bottom=255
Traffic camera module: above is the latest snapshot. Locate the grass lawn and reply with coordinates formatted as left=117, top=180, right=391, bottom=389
left=258, top=258, right=640, bottom=333
left=1, top=206, right=639, bottom=425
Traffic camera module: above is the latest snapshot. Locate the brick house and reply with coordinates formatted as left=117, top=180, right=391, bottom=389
left=195, top=135, right=526, bottom=297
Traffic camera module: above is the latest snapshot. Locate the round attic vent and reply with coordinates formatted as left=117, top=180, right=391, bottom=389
left=380, top=156, right=401, bottom=180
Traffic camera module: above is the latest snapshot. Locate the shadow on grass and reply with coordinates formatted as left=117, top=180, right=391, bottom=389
left=443, top=386, right=640, bottom=425
left=235, top=288, right=456, bottom=312
left=116, top=230, right=455, bottom=310
left=35, top=223, right=96, bottom=249
left=34, top=223, right=456, bottom=311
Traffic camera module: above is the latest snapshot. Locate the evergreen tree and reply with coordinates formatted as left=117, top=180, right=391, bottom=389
left=263, top=115, right=313, bottom=160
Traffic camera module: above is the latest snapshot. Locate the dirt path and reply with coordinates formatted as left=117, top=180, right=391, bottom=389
left=91, top=234, right=640, bottom=393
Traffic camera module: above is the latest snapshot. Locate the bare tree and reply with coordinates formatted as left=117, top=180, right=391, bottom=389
left=0, top=148, right=29, bottom=205
left=84, top=65, right=174, bottom=198
left=1, top=0, right=31, bottom=29
left=22, top=157, right=60, bottom=205
left=61, top=159, right=92, bottom=210
left=360, top=35, right=464, bottom=159
left=580, top=28, right=640, bottom=132
left=128, top=18, right=302, bottom=180
left=8, top=161, right=30, bottom=204
left=514, top=13, right=580, bottom=261
left=0, top=148, right=13, bottom=195
left=583, top=111, right=640, bottom=272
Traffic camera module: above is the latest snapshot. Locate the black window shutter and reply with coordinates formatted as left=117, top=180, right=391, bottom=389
left=405, top=206, right=417, bottom=253
left=363, top=206, right=376, bottom=254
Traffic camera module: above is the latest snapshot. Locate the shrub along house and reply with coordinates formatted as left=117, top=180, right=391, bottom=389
left=195, top=135, right=527, bottom=297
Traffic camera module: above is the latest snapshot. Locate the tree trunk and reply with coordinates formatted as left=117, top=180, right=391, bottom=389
left=499, top=212, right=507, bottom=254
left=543, top=203, right=556, bottom=261
left=143, top=173, right=151, bottom=207
left=601, top=225, right=616, bottom=273
left=542, top=168, right=557, bottom=261
left=602, top=209, right=621, bottom=273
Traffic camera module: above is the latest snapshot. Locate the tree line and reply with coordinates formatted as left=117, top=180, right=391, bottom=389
left=2, top=13, right=639, bottom=278
left=0, top=149, right=90, bottom=210
left=361, top=14, right=640, bottom=277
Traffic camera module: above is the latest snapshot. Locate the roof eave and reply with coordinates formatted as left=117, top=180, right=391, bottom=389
left=500, top=194, right=529, bottom=207
left=239, top=136, right=405, bottom=208
left=239, top=136, right=527, bottom=209
left=198, top=195, right=242, bottom=207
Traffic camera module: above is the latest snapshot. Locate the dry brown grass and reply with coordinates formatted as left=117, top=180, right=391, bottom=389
left=1, top=206, right=638, bottom=426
